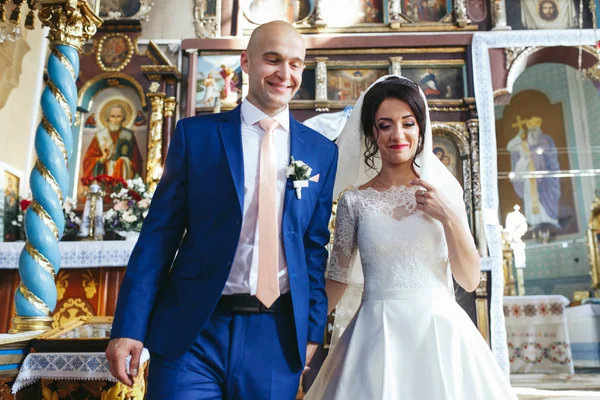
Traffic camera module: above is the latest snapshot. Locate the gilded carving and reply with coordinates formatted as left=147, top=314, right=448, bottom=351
left=490, top=0, right=509, bottom=30
left=146, top=92, right=165, bottom=192
left=37, top=0, right=102, bottom=52
left=164, top=97, right=177, bottom=118
left=96, top=33, right=134, bottom=72
left=467, top=119, right=487, bottom=257
left=194, top=0, right=222, bottom=38
left=389, top=56, right=402, bottom=76
left=467, top=119, right=481, bottom=210
left=455, top=0, right=470, bottom=27
left=504, top=47, right=528, bottom=70
left=81, top=270, right=97, bottom=299
left=313, top=0, right=327, bottom=27
left=109, top=361, right=147, bottom=399
left=56, top=270, right=70, bottom=301
left=52, top=298, right=94, bottom=328
left=388, top=0, right=401, bottom=21
left=315, top=57, right=328, bottom=102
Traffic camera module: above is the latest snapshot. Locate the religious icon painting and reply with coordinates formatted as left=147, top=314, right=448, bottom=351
left=96, top=0, right=144, bottom=19
left=496, top=89, right=578, bottom=239
left=432, top=135, right=463, bottom=185
left=242, top=0, right=315, bottom=24
left=75, top=86, right=148, bottom=203
left=326, top=68, right=388, bottom=102
left=293, top=67, right=316, bottom=101
left=97, top=33, right=134, bottom=72
left=0, top=163, right=22, bottom=242
left=196, top=55, right=244, bottom=109
left=402, top=0, right=451, bottom=23
left=318, top=0, right=384, bottom=25
left=505, top=0, right=595, bottom=30
left=401, top=65, right=465, bottom=100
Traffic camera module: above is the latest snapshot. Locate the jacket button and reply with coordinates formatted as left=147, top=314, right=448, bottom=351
left=236, top=220, right=242, bottom=226
left=227, top=261, right=232, bottom=267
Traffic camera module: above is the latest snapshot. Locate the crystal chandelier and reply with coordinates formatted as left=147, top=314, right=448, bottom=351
left=0, top=0, right=27, bottom=44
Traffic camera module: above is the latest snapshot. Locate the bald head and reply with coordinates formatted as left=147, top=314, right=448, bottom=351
left=247, top=21, right=305, bottom=57
left=241, top=21, right=306, bottom=116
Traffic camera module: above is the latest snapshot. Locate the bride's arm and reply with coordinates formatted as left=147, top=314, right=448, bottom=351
left=412, top=179, right=480, bottom=292
left=441, top=211, right=481, bottom=292
left=325, top=192, right=358, bottom=314
left=326, top=280, right=349, bottom=314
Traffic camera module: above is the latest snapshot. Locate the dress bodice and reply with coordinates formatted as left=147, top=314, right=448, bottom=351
left=327, top=186, right=452, bottom=291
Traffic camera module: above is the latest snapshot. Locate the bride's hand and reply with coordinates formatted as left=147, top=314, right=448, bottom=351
left=410, top=179, right=457, bottom=224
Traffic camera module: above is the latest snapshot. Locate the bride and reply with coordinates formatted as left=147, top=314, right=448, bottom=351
left=305, top=75, right=517, bottom=399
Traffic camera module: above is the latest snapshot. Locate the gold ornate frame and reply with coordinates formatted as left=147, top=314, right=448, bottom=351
left=290, top=58, right=467, bottom=112
left=237, top=0, right=476, bottom=34
left=96, top=33, right=135, bottom=73
left=588, top=194, right=600, bottom=296
left=98, top=0, right=154, bottom=21
left=75, top=73, right=162, bottom=197
left=194, top=0, right=222, bottom=38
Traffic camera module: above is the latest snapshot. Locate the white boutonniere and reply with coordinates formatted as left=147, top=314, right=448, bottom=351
left=286, top=157, right=313, bottom=199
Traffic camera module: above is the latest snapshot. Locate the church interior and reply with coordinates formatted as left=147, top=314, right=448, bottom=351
left=1, top=0, right=600, bottom=398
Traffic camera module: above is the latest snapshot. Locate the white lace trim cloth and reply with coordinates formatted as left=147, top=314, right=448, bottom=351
left=12, top=349, right=150, bottom=394
left=0, top=241, right=135, bottom=269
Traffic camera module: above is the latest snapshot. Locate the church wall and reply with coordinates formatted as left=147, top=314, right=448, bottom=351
left=582, top=78, right=600, bottom=190
left=0, top=26, right=48, bottom=195
left=139, top=0, right=197, bottom=40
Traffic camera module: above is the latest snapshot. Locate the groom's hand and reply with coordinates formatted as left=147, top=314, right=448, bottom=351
left=303, top=342, right=319, bottom=375
left=106, top=338, right=143, bottom=387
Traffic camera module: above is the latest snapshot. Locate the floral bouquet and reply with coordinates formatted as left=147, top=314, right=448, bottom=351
left=81, top=174, right=127, bottom=201
left=103, top=177, right=152, bottom=239
left=62, top=198, right=82, bottom=238
left=9, top=196, right=80, bottom=241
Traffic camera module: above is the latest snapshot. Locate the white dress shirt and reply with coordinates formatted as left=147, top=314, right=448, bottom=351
left=222, top=99, right=291, bottom=295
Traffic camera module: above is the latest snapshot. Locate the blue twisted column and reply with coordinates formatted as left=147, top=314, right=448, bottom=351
left=11, top=0, right=101, bottom=333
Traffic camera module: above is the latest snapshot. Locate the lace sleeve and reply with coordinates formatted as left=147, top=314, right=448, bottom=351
left=326, top=191, right=358, bottom=284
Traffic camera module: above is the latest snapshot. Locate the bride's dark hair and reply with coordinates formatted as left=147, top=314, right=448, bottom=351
left=360, top=77, right=427, bottom=176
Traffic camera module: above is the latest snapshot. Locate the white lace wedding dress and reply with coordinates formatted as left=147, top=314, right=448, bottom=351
left=305, top=186, right=517, bottom=400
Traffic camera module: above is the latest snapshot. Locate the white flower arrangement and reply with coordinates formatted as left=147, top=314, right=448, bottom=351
left=63, top=197, right=82, bottom=237
left=103, top=177, right=152, bottom=235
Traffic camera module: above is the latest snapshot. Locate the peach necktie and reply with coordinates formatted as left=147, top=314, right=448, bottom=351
left=256, top=118, right=280, bottom=308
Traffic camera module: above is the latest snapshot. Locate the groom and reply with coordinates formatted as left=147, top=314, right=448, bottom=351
left=106, top=21, right=339, bottom=399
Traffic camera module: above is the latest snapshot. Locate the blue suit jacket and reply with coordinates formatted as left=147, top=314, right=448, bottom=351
left=110, top=106, right=339, bottom=366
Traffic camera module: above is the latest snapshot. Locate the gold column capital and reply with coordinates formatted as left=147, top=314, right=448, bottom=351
left=164, top=96, right=177, bottom=118
left=37, top=0, right=102, bottom=51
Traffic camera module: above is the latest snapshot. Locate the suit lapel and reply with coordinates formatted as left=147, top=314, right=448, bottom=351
left=282, top=117, right=310, bottom=229
left=219, top=106, right=244, bottom=213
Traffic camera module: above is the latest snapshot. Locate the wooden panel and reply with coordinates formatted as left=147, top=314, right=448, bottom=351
left=0, top=270, right=18, bottom=334
left=0, top=267, right=125, bottom=333
left=98, top=267, right=126, bottom=317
